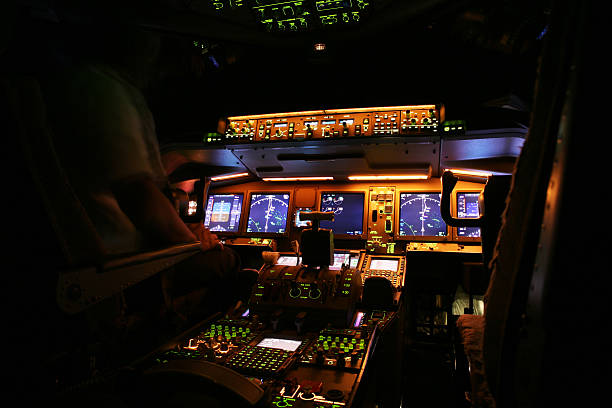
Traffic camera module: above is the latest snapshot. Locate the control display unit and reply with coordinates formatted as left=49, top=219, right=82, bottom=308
left=320, top=192, right=364, bottom=235
left=369, top=258, right=399, bottom=272
left=204, top=193, right=243, bottom=232
left=399, top=193, right=447, bottom=237
left=360, top=254, right=406, bottom=291
left=247, top=193, right=291, bottom=233
left=457, top=192, right=481, bottom=238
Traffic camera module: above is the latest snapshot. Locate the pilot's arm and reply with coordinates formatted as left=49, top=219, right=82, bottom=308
left=112, top=176, right=197, bottom=246
left=113, top=177, right=221, bottom=251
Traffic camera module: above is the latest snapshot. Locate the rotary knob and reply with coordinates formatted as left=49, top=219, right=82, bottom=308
left=289, top=281, right=301, bottom=298
left=308, top=283, right=321, bottom=299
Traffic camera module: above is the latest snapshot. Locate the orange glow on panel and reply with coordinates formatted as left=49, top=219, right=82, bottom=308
left=262, top=176, right=334, bottom=182
left=211, top=172, right=250, bottom=181
left=446, top=169, right=493, bottom=178
left=347, top=174, right=429, bottom=181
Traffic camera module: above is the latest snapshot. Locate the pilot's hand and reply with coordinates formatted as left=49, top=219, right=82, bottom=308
left=187, top=223, right=223, bottom=252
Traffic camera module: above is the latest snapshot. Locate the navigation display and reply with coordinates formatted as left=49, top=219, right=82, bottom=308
left=204, top=193, right=243, bottom=232
left=457, top=192, right=481, bottom=237
left=247, top=193, right=290, bottom=233
left=399, top=193, right=447, bottom=236
left=319, top=192, right=364, bottom=235
left=257, top=338, right=301, bottom=352
left=369, top=258, right=399, bottom=272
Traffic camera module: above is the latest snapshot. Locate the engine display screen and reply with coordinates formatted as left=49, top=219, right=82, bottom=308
left=319, top=192, right=364, bottom=235
left=257, top=338, right=302, bottom=352
left=399, top=193, right=447, bottom=236
left=204, top=193, right=243, bottom=232
left=369, top=258, right=399, bottom=272
left=457, top=192, right=481, bottom=237
left=247, top=193, right=290, bottom=233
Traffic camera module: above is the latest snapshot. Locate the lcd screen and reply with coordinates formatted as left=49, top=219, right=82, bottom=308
left=257, top=338, right=302, bottom=352
left=329, top=252, right=350, bottom=270
left=295, top=209, right=312, bottom=227
left=457, top=192, right=481, bottom=238
left=369, top=258, right=399, bottom=271
left=204, top=193, right=243, bottom=232
left=399, top=193, right=447, bottom=236
left=320, top=192, right=364, bottom=235
left=277, top=255, right=301, bottom=266
left=247, top=193, right=290, bottom=233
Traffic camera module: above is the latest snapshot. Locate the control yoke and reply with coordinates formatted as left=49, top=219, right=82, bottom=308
left=299, top=211, right=335, bottom=267
left=440, top=170, right=485, bottom=228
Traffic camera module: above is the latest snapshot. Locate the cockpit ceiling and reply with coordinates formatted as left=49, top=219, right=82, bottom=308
left=33, top=0, right=543, bottom=145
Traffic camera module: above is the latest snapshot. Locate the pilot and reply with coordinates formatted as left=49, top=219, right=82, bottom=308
left=43, top=10, right=243, bottom=326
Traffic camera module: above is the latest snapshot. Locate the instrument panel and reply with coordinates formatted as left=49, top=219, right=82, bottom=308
left=194, top=179, right=483, bottom=250
left=223, top=105, right=443, bottom=144
left=205, top=0, right=380, bottom=32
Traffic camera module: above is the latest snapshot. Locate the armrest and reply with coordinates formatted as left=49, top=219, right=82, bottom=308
left=57, top=242, right=201, bottom=314
left=144, top=360, right=264, bottom=406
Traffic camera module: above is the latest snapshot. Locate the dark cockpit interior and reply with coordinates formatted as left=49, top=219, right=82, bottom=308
left=2, top=1, right=605, bottom=407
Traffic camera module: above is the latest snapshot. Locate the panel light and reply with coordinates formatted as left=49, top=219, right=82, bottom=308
left=210, top=172, right=250, bottom=181
left=446, top=169, right=493, bottom=178
left=347, top=174, right=429, bottom=181
left=262, top=176, right=334, bottom=181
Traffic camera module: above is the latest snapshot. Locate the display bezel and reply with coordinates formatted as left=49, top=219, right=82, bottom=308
left=395, top=190, right=450, bottom=242
left=453, top=190, right=483, bottom=242
left=317, top=190, right=367, bottom=239
left=245, top=190, right=292, bottom=237
left=203, top=192, right=245, bottom=235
